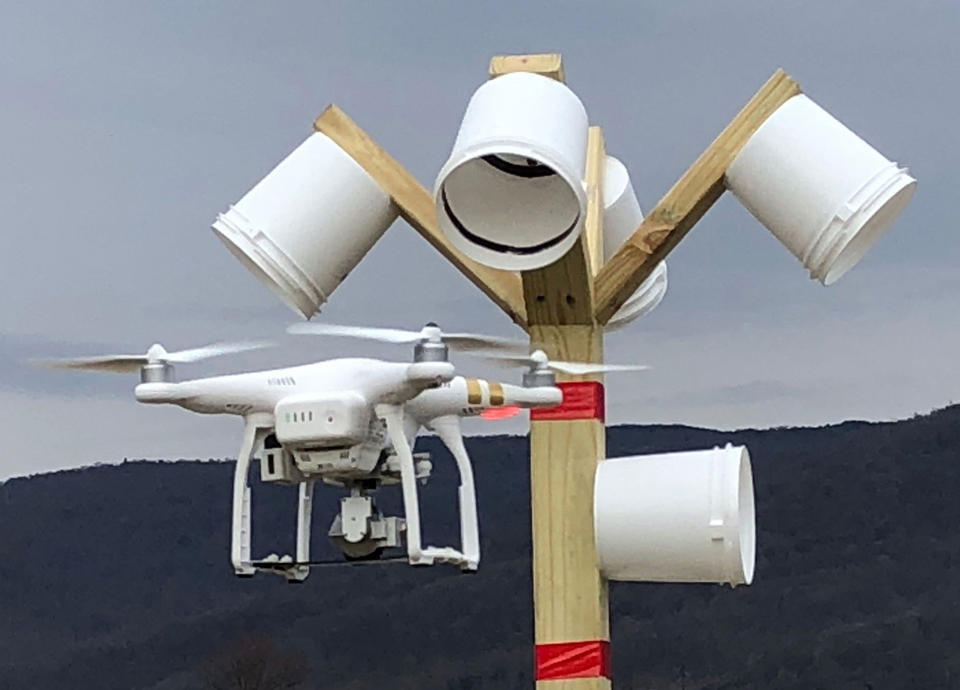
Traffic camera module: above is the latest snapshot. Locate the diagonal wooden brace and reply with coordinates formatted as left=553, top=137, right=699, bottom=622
left=314, top=106, right=528, bottom=329
left=593, top=69, right=802, bottom=324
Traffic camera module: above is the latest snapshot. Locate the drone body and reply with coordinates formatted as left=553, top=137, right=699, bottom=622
left=42, top=323, right=640, bottom=582
left=44, top=327, right=579, bottom=581
left=143, top=357, right=559, bottom=580
left=133, top=358, right=455, bottom=416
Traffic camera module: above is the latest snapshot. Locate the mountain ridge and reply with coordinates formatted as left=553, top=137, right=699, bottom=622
left=1, top=405, right=958, bottom=689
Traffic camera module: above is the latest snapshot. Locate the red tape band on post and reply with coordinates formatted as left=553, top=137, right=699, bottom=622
left=529, top=381, right=605, bottom=422
left=535, top=640, right=611, bottom=681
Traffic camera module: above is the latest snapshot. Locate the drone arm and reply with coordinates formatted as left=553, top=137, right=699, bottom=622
left=499, top=382, right=563, bottom=409
left=406, top=377, right=561, bottom=421
left=405, top=361, right=456, bottom=388
left=427, top=415, right=480, bottom=570
left=231, top=417, right=271, bottom=576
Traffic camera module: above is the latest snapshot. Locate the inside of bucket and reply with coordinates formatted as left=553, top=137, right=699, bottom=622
left=737, top=448, right=756, bottom=585
left=823, top=178, right=917, bottom=286
left=440, top=153, right=581, bottom=255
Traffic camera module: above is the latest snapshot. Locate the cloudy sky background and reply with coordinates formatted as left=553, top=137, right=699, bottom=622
left=1, top=1, right=957, bottom=478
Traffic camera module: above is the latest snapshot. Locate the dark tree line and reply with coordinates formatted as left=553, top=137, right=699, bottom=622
left=200, top=636, right=307, bottom=690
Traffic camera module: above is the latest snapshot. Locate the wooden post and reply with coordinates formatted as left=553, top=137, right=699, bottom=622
left=490, top=55, right=611, bottom=688
left=527, top=127, right=610, bottom=689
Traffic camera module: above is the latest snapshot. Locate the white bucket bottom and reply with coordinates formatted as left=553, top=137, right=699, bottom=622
left=594, top=444, right=755, bottom=586
left=213, top=208, right=325, bottom=318
left=437, top=149, right=585, bottom=271
left=809, top=165, right=916, bottom=285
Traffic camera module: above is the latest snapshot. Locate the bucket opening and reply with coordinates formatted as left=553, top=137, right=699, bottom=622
left=438, top=150, right=583, bottom=256
left=212, top=213, right=324, bottom=319
left=737, top=449, right=756, bottom=585
left=822, top=175, right=917, bottom=285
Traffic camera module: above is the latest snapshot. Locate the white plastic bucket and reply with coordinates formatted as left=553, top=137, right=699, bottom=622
left=594, top=444, right=755, bottom=586
left=213, top=132, right=398, bottom=318
left=601, top=155, right=668, bottom=330
left=726, top=94, right=916, bottom=285
left=433, top=72, right=589, bottom=271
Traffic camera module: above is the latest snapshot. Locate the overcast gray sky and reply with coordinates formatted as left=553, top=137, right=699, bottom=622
left=1, top=1, right=957, bottom=479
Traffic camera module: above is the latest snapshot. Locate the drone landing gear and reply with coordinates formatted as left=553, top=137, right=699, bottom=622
left=377, top=404, right=480, bottom=571
left=231, top=415, right=313, bottom=583
left=428, top=414, right=480, bottom=572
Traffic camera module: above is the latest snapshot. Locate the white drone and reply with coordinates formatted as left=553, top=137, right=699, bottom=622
left=43, top=323, right=646, bottom=582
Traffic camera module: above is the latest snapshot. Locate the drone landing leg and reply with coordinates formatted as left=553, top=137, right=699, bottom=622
left=377, top=404, right=427, bottom=565
left=428, top=415, right=480, bottom=571
left=377, top=404, right=466, bottom=567
left=231, top=419, right=269, bottom=577
left=286, top=479, right=315, bottom=583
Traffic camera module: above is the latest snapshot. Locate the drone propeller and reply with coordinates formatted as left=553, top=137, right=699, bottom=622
left=287, top=322, right=525, bottom=353
left=482, top=349, right=650, bottom=376
left=36, top=341, right=271, bottom=374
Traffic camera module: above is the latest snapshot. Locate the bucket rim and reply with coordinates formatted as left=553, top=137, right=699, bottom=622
left=434, top=139, right=588, bottom=271
left=212, top=211, right=325, bottom=318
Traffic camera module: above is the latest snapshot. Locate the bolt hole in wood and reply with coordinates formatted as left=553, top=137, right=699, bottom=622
left=536, top=295, right=546, bottom=303
left=565, top=294, right=575, bottom=306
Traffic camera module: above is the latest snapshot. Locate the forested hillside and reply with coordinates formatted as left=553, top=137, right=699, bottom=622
left=1, top=407, right=958, bottom=689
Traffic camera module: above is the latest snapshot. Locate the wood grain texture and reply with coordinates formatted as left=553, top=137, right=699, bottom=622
left=313, top=105, right=527, bottom=328
left=537, top=680, right=611, bottom=690
left=522, top=127, right=605, bottom=326
left=583, top=127, right=605, bottom=277
left=593, top=69, right=802, bottom=324
left=528, top=325, right=608, bottom=690
left=489, top=53, right=565, bottom=82
left=496, top=54, right=611, bottom=690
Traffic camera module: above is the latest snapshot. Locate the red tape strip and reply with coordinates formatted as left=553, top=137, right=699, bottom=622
left=535, top=640, right=611, bottom=681
left=529, top=381, right=605, bottom=422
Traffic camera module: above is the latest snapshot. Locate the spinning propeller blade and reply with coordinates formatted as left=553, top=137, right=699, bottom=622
left=287, top=322, right=419, bottom=343
left=38, top=355, right=150, bottom=374
left=36, top=340, right=271, bottom=373
left=287, top=322, right=525, bottom=353
left=162, top=341, right=271, bottom=363
left=482, top=350, right=650, bottom=376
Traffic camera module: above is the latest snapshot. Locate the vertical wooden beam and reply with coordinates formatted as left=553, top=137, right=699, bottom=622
left=526, top=134, right=609, bottom=687
left=583, top=127, right=606, bottom=277
left=528, top=325, right=608, bottom=690
left=491, top=51, right=611, bottom=688
left=489, top=53, right=565, bottom=82
left=520, top=128, right=604, bottom=326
